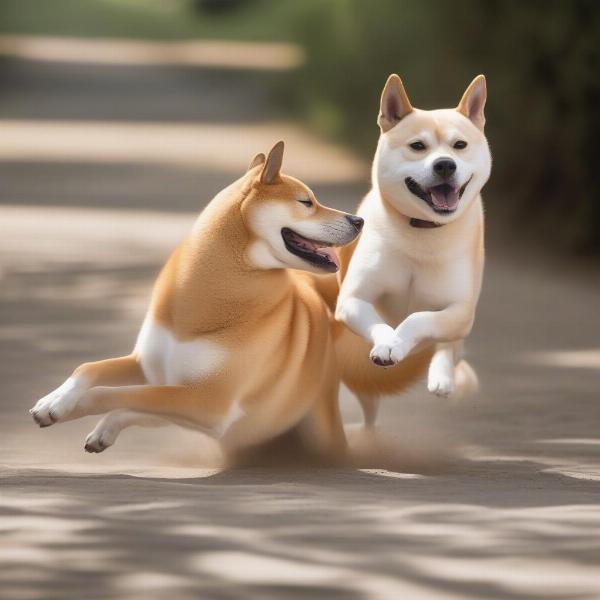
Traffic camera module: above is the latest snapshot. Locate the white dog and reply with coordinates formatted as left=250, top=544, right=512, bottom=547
left=334, top=74, right=491, bottom=426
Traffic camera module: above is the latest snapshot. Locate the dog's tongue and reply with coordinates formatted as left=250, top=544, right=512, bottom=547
left=291, top=229, right=341, bottom=269
left=316, top=246, right=340, bottom=269
left=429, top=184, right=460, bottom=210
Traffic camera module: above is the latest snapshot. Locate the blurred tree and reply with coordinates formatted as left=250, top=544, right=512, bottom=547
left=192, top=0, right=246, bottom=14
left=287, top=0, right=600, bottom=253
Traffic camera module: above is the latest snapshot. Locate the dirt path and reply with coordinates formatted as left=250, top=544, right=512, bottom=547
left=1, top=43, right=599, bottom=599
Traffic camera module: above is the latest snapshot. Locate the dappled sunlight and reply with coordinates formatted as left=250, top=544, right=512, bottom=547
left=405, top=555, right=600, bottom=598
left=2, top=465, right=600, bottom=599
left=542, top=466, right=600, bottom=483
left=193, top=551, right=340, bottom=585
left=0, top=3, right=599, bottom=597
left=102, top=501, right=186, bottom=515
left=536, top=438, right=600, bottom=446
left=521, top=349, right=600, bottom=370
left=362, top=469, right=425, bottom=480
left=114, top=571, right=191, bottom=593
left=2, top=194, right=600, bottom=599
left=0, top=35, right=305, bottom=70
left=0, top=119, right=367, bottom=184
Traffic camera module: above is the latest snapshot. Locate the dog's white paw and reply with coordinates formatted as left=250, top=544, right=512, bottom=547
left=427, top=372, right=455, bottom=398
left=369, top=343, right=394, bottom=367
left=369, top=324, right=396, bottom=367
left=390, top=337, right=413, bottom=365
left=84, top=425, right=118, bottom=453
left=30, top=377, right=86, bottom=427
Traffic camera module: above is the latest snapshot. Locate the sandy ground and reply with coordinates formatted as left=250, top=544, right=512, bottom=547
left=0, top=40, right=599, bottom=600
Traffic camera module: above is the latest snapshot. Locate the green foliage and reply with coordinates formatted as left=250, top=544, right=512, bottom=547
left=0, top=0, right=299, bottom=42
left=0, top=0, right=597, bottom=251
left=288, top=0, right=600, bottom=253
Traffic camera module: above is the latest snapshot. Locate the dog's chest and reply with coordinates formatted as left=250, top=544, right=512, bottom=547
left=134, top=317, right=227, bottom=385
left=370, top=241, right=472, bottom=322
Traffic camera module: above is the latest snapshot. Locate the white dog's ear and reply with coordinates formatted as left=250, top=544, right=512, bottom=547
left=247, top=152, right=266, bottom=171
left=378, top=74, right=413, bottom=132
left=457, top=75, right=487, bottom=130
left=260, top=141, right=284, bottom=184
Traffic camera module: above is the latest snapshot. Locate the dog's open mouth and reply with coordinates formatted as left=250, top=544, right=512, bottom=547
left=405, top=176, right=472, bottom=214
left=281, top=227, right=340, bottom=272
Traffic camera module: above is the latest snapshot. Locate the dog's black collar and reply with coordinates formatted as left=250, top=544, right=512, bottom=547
left=409, top=217, right=443, bottom=229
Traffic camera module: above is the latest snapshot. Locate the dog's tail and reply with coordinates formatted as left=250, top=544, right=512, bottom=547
left=453, top=359, right=479, bottom=400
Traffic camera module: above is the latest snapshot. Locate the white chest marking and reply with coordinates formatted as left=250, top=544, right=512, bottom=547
left=134, top=317, right=227, bottom=385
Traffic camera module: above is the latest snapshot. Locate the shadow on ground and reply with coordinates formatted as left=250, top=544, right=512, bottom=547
left=2, top=460, right=600, bottom=600
left=1, top=39, right=600, bottom=600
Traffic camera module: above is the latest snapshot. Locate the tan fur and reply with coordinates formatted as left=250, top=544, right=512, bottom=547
left=31, top=142, right=360, bottom=461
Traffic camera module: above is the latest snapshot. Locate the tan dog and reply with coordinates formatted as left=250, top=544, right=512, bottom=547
left=334, top=75, right=491, bottom=427
left=30, top=142, right=363, bottom=460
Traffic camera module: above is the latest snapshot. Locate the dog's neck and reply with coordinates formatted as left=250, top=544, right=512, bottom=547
left=156, top=177, right=292, bottom=336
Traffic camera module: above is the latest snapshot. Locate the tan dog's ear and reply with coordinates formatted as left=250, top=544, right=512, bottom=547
left=247, top=152, right=266, bottom=171
left=260, top=141, right=284, bottom=184
left=457, top=75, right=487, bottom=130
left=378, top=74, right=413, bottom=132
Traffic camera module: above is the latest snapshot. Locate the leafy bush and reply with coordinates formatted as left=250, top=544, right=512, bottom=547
left=287, top=0, right=600, bottom=253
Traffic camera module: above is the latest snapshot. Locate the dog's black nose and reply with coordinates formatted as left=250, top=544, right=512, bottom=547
left=346, top=214, right=364, bottom=232
left=433, top=158, right=457, bottom=179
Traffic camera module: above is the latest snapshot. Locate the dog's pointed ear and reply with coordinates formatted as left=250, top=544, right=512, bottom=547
left=247, top=152, right=266, bottom=172
left=378, top=74, right=413, bottom=132
left=457, top=74, right=487, bottom=131
left=260, top=141, right=284, bottom=184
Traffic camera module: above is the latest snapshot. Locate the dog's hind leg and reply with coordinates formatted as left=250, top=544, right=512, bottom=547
left=31, top=354, right=146, bottom=427
left=84, top=410, right=169, bottom=453
left=428, top=342, right=479, bottom=399
left=427, top=343, right=456, bottom=397
left=357, top=394, right=380, bottom=429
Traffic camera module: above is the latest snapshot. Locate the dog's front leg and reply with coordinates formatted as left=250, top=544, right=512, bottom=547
left=31, top=354, right=146, bottom=427
left=336, top=297, right=396, bottom=367
left=76, top=383, right=229, bottom=435
left=390, top=303, right=475, bottom=364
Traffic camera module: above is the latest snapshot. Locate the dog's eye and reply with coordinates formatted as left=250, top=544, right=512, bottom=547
left=453, top=140, right=468, bottom=149
left=409, top=141, right=426, bottom=151
left=298, top=199, right=313, bottom=207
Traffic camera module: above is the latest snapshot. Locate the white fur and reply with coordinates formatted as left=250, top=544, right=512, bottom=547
left=81, top=319, right=240, bottom=451
left=134, top=317, right=227, bottom=386
left=134, top=317, right=248, bottom=439
left=428, top=343, right=456, bottom=397
left=336, top=106, right=490, bottom=410
left=84, top=409, right=167, bottom=452
left=337, top=191, right=481, bottom=340
left=30, top=375, right=89, bottom=426
left=31, top=319, right=229, bottom=428
left=376, top=108, right=491, bottom=225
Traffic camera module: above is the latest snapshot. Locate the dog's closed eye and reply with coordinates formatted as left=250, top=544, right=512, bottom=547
left=298, top=199, right=313, bottom=207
